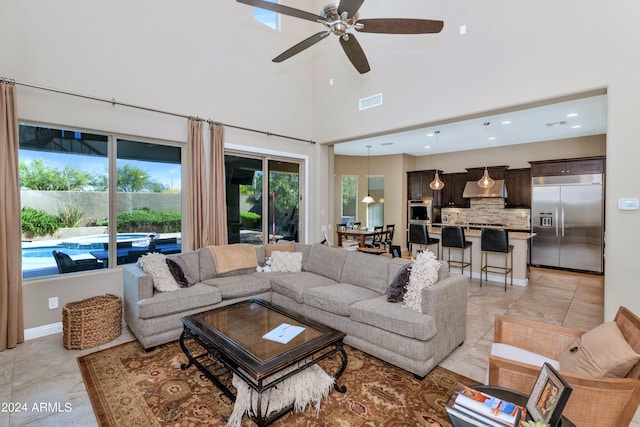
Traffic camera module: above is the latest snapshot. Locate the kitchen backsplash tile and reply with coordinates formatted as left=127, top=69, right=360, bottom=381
left=441, top=198, right=530, bottom=230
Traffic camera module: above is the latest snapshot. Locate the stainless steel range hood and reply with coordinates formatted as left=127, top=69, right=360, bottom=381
left=462, top=179, right=508, bottom=198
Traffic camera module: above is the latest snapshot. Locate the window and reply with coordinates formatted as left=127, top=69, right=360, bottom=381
left=253, top=0, right=280, bottom=30
left=19, top=124, right=183, bottom=279
left=366, top=176, right=384, bottom=227
left=225, top=153, right=303, bottom=244
left=341, top=176, right=357, bottom=225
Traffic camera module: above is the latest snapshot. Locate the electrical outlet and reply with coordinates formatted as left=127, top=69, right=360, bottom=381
left=48, top=297, right=58, bottom=310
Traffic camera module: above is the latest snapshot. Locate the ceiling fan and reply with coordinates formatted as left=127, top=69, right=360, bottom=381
left=237, top=0, right=444, bottom=74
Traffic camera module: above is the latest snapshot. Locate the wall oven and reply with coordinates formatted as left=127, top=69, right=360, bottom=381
left=408, top=200, right=432, bottom=224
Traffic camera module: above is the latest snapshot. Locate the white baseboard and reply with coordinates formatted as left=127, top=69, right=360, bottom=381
left=24, top=322, right=63, bottom=340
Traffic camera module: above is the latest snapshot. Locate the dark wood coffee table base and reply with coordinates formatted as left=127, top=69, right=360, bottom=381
left=178, top=299, right=348, bottom=426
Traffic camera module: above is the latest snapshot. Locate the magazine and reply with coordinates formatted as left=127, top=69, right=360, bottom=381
left=446, top=383, right=526, bottom=427
left=262, top=323, right=305, bottom=344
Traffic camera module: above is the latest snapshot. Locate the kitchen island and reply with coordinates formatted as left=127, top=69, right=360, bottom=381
left=412, top=225, right=535, bottom=286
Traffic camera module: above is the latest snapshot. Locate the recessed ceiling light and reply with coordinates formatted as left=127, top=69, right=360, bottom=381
left=424, top=145, right=431, bottom=149
left=571, top=124, right=582, bottom=129
left=501, top=120, right=512, bottom=125
left=566, top=113, right=578, bottom=118
left=488, top=136, right=496, bottom=140
left=426, top=133, right=434, bottom=137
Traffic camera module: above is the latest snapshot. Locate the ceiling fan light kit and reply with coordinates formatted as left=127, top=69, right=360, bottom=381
left=238, top=0, right=444, bottom=74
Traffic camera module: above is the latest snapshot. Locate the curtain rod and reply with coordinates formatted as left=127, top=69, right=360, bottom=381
left=3, top=77, right=315, bottom=145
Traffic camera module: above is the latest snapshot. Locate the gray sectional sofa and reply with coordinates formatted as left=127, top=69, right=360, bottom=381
left=122, top=243, right=468, bottom=378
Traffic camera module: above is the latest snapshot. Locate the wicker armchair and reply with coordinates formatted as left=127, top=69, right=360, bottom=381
left=488, top=306, right=640, bottom=427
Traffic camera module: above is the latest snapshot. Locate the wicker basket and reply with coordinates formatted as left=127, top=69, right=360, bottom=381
left=62, top=294, right=122, bottom=349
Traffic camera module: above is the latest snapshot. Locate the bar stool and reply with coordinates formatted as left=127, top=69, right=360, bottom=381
left=480, top=228, right=514, bottom=291
left=441, top=226, right=473, bottom=279
left=409, top=223, right=439, bottom=258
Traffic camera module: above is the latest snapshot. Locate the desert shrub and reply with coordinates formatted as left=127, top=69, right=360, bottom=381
left=240, top=211, right=261, bottom=229
left=21, top=207, right=61, bottom=237
left=58, top=202, right=88, bottom=228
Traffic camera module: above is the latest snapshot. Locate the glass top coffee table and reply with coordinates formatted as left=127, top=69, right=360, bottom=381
left=179, top=298, right=347, bottom=426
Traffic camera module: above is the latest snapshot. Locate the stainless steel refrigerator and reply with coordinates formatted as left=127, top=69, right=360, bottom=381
left=531, top=174, right=604, bottom=273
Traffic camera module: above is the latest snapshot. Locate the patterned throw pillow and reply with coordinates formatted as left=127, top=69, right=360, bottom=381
left=137, top=252, right=180, bottom=292
left=270, top=251, right=303, bottom=272
left=387, top=263, right=412, bottom=303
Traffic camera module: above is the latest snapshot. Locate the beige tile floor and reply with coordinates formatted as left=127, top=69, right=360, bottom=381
left=1, top=267, right=638, bottom=426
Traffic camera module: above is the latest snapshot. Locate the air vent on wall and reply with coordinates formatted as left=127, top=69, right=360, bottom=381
left=545, top=120, right=568, bottom=127
left=359, top=93, right=383, bottom=111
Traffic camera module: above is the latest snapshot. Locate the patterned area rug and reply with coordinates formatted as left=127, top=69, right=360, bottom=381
left=78, top=340, right=480, bottom=426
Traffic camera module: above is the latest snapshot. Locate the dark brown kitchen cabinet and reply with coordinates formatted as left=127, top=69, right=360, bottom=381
left=466, top=166, right=508, bottom=181
left=504, top=168, right=531, bottom=208
left=530, top=157, right=604, bottom=177
left=441, top=172, right=469, bottom=207
left=407, top=170, right=442, bottom=205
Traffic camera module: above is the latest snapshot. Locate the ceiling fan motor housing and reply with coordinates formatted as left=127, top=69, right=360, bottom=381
left=322, top=4, right=358, bottom=36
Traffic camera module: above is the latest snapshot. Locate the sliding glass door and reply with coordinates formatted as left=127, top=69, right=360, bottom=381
left=225, top=153, right=303, bottom=244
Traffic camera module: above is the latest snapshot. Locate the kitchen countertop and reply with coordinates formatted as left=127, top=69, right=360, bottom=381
left=428, top=224, right=535, bottom=240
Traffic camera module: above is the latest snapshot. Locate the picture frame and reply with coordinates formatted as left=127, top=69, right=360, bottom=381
left=526, top=362, right=572, bottom=427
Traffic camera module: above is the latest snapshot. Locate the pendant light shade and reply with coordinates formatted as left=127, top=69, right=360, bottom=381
left=478, top=167, right=495, bottom=189
left=430, top=170, right=444, bottom=190
left=362, top=145, right=376, bottom=203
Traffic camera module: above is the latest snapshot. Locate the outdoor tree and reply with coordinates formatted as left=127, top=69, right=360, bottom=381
left=19, top=158, right=93, bottom=191
left=90, top=164, right=167, bottom=192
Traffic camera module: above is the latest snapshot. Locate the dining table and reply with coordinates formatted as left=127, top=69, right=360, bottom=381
left=336, top=228, right=387, bottom=249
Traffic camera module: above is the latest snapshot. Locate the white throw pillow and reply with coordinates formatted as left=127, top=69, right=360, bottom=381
left=270, top=251, right=303, bottom=273
left=137, top=252, right=180, bottom=292
left=403, top=249, right=440, bottom=313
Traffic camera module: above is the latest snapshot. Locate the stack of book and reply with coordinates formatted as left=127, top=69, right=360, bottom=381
left=341, top=239, right=360, bottom=250
left=446, top=383, right=527, bottom=427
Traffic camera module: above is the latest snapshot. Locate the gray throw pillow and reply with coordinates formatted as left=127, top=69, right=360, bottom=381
left=387, top=263, right=412, bottom=303
left=166, top=255, right=196, bottom=287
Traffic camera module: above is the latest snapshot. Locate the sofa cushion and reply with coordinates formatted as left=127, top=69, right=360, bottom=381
left=303, top=244, right=347, bottom=282
left=294, top=243, right=312, bottom=267
left=270, top=251, right=303, bottom=272
left=176, top=251, right=200, bottom=282
left=138, top=283, right=222, bottom=319
left=339, top=250, right=390, bottom=294
left=558, top=321, right=640, bottom=378
left=304, top=283, right=380, bottom=316
left=270, top=272, right=337, bottom=304
left=202, top=273, right=273, bottom=299
left=349, top=295, right=437, bottom=341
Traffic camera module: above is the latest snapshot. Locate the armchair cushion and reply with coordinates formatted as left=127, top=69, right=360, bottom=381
left=559, top=321, right=640, bottom=378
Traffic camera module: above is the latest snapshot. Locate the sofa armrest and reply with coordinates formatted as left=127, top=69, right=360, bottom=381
left=494, top=315, right=584, bottom=360
left=123, top=264, right=154, bottom=303
left=420, top=273, right=468, bottom=358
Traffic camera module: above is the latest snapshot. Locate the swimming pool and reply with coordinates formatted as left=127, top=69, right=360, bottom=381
left=21, top=233, right=159, bottom=274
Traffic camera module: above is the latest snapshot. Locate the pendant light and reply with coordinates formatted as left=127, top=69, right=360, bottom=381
left=429, top=131, right=444, bottom=191
left=361, top=145, right=376, bottom=203
left=477, top=123, right=495, bottom=188
left=430, top=170, right=444, bottom=190
left=478, top=167, right=495, bottom=189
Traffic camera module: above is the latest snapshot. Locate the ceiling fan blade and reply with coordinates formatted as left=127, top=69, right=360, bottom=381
left=236, top=0, right=325, bottom=23
left=356, top=18, right=444, bottom=34
left=272, top=31, right=331, bottom=63
left=337, top=0, right=365, bottom=18
left=339, top=33, right=371, bottom=74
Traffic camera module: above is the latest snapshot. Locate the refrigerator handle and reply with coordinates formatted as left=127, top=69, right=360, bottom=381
left=561, top=203, right=565, bottom=237
left=555, top=205, right=559, bottom=237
